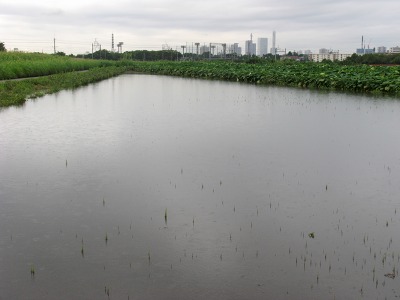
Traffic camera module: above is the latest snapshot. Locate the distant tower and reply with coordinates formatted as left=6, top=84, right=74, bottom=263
left=112, top=33, right=115, bottom=52
left=272, top=30, right=276, bottom=55
left=245, top=33, right=256, bottom=56
left=117, top=42, right=123, bottom=53
left=257, top=38, right=268, bottom=56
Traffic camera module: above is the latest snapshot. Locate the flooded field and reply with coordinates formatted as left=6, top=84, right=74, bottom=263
left=1, top=74, right=399, bottom=299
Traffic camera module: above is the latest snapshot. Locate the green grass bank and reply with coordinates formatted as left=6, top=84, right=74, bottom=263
left=0, top=52, right=114, bottom=80
left=0, top=66, right=127, bottom=107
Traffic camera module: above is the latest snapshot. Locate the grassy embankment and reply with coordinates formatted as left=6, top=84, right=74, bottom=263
left=0, top=52, right=126, bottom=107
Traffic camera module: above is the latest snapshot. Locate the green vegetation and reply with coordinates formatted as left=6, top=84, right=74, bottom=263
left=0, top=66, right=127, bottom=107
left=0, top=42, right=6, bottom=52
left=343, top=53, right=400, bottom=65
left=0, top=52, right=113, bottom=80
left=124, top=60, right=400, bottom=96
left=80, top=49, right=183, bottom=61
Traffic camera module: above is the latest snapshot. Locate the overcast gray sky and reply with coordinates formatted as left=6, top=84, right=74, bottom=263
left=0, top=0, right=399, bottom=54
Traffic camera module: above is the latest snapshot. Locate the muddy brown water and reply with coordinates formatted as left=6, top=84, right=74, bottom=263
left=1, top=74, right=399, bottom=299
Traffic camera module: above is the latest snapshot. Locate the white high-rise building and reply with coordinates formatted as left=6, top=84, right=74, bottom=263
left=228, top=43, right=242, bottom=56
left=271, top=31, right=276, bottom=55
left=245, top=40, right=256, bottom=56
left=257, top=38, right=268, bottom=56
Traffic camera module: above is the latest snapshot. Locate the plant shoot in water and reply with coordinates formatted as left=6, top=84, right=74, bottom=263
left=30, top=265, right=35, bottom=277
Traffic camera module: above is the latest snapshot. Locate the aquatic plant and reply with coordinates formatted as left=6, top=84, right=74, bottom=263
left=30, top=265, right=35, bottom=276
left=123, top=60, right=400, bottom=96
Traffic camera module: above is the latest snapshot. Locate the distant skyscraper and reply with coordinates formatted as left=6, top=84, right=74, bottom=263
left=245, top=39, right=256, bottom=56
left=257, top=38, right=268, bottom=56
left=228, top=43, right=242, bottom=56
left=271, top=31, right=276, bottom=55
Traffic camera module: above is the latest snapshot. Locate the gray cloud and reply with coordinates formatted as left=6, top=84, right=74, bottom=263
left=0, top=0, right=398, bottom=54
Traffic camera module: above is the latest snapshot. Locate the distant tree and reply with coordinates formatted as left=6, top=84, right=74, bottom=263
left=342, top=53, right=400, bottom=65
left=0, top=42, right=6, bottom=52
left=54, top=51, right=66, bottom=56
left=321, top=58, right=334, bottom=64
left=390, top=54, right=400, bottom=64
left=262, top=53, right=280, bottom=61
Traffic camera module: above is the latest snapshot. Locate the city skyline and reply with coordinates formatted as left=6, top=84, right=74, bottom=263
left=0, top=0, right=399, bottom=55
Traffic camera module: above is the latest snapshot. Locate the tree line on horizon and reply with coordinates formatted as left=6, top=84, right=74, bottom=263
left=69, top=49, right=400, bottom=65
left=2, top=41, right=400, bottom=65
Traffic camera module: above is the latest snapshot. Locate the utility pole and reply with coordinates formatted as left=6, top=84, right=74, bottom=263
left=53, top=38, right=56, bottom=54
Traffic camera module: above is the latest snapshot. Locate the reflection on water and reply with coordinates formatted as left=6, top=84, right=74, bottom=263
left=1, top=74, right=400, bottom=299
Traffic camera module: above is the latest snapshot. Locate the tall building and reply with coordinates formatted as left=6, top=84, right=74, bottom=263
left=319, top=48, right=329, bottom=54
left=228, top=43, right=242, bottom=56
left=377, top=46, right=387, bottom=53
left=245, top=40, right=256, bottom=56
left=271, top=31, right=276, bottom=55
left=257, top=38, right=268, bottom=56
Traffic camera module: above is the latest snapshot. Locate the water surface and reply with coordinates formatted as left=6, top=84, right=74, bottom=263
left=1, top=74, right=400, bottom=299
